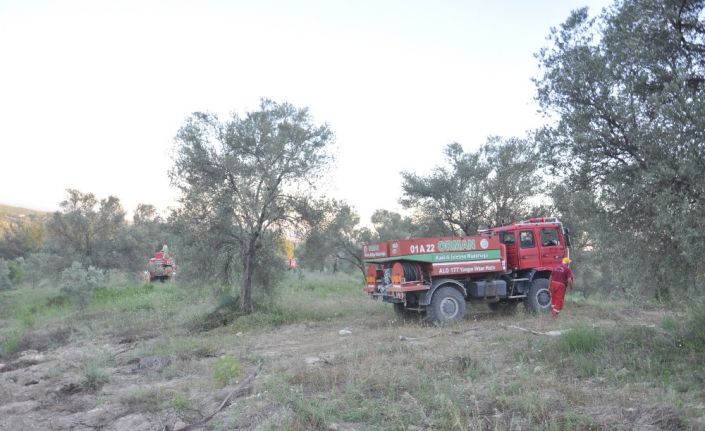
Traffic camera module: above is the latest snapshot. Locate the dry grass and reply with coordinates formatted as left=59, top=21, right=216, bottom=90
left=0, top=274, right=703, bottom=430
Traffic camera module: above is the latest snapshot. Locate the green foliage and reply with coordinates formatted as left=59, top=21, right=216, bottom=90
left=136, top=336, right=217, bottom=362
left=370, top=209, right=416, bottom=241
left=683, top=298, right=705, bottom=352
left=21, top=253, right=44, bottom=288
left=0, top=330, right=23, bottom=359
left=536, top=321, right=704, bottom=388
left=81, top=361, right=109, bottom=391
left=0, top=216, right=44, bottom=260
left=535, top=0, right=705, bottom=298
left=558, top=324, right=601, bottom=353
left=171, top=99, right=334, bottom=313
left=188, top=272, right=364, bottom=332
left=92, top=283, right=155, bottom=306
left=121, top=387, right=167, bottom=413
left=212, top=355, right=241, bottom=388
left=171, top=392, right=193, bottom=412
left=189, top=293, right=242, bottom=332
left=0, top=258, right=12, bottom=290
left=59, top=261, right=104, bottom=310
left=298, top=199, right=373, bottom=277
left=43, top=190, right=171, bottom=277
left=401, top=137, right=542, bottom=236
left=45, top=189, right=125, bottom=271
left=7, top=258, right=24, bottom=285
left=171, top=392, right=200, bottom=422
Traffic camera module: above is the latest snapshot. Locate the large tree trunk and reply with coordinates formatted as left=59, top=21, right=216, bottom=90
left=240, top=244, right=256, bottom=314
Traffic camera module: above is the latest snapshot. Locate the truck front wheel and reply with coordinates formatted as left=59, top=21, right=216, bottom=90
left=427, top=287, right=466, bottom=325
left=524, top=278, right=551, bottom=314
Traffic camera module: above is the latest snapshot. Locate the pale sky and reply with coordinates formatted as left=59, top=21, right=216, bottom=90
left=0, top=0, right=611, bottom=222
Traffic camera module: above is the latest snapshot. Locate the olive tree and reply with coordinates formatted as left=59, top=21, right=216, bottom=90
left=400, top=137, right=542, bottom=235
left=298, top=199, right=374, bottom=278
left=171, top=99, right=333, bottom=313
left=45, top=189, right=126, bottom=271
left=535, top=0, right=705, bottom=297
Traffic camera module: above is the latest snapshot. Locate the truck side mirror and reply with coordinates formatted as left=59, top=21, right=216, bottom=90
left=564, top=227, right=572, bottom=247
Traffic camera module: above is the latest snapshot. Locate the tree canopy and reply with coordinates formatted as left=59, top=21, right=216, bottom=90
left=535, top=0, right=705, bottom=297
left=400, top=137, right=542, bottom=236
left=171, top=99, right=334, bottom=312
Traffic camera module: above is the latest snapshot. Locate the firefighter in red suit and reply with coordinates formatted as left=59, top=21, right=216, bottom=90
left=550, top=257, right=574, bottom=318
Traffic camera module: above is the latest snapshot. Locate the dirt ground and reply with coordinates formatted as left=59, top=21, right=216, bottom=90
left=1, top=294, right=703, bottom=431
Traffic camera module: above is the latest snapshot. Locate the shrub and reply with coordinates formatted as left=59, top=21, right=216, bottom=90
left=81, top=362, right=109, bottom=391
left=8, top=258, right=24, bottom=285
left=59, top=262, right=104, bottom=310
left=0, top=330, right=23, bottom=359
left=189, top=293, right=241, bottom=332
left=213, top=355, right=241, bottom=388
left=171, top=392, right=200, bottom=422
left=558, top=324, right=601, bottom=353
left=0, top=258, right=12, bottom=290
left=121, top=387, right=167, bottom=413
left=683, top=299, right=705, bottom=352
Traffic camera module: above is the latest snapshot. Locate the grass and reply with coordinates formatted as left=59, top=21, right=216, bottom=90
left=557, top=324, right=602, bottom=354
left=121, top=386, right=169, bottom=413
left=81, top=361, right=109, bottom=391
left=212, top=355, right=241, bottom=388
left=171, top=392, right=201, bottom=423
left=133, top=335, right=219, bottom=361
left=532, top=315, right=705, bottom=389
left=1, top=273, right=704, bottom=429
left=188, top=272, right=381, bottom=333
left=0, top=330, right=23, bottom=358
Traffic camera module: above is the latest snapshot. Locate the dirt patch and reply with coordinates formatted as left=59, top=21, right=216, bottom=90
left=114, top=330, right=160, bottom=345
left=584, top=404, right=685, bottom=430
left=0, top=293, right=701, bottom=430
left=0, top=358, right=41, bottom=373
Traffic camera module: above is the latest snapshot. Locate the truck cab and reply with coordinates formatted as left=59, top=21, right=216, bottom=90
left=493, top=217, right=569, bottom=272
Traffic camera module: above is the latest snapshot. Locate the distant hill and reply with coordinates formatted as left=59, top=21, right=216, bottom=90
left=0, top=204, right=48, bottom=217
left=0, top=204, right=48, bottom=233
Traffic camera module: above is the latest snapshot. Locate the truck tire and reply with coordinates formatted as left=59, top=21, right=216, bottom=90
left=524, top=278, right=551, bottom=314
left=427, top=287, right=466, bottom=325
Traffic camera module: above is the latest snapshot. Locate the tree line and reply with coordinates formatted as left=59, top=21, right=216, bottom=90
left=1, top=0, right=703, bottom=309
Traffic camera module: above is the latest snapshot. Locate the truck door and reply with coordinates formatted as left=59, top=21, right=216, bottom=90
left=539, top=227, right=564, bottom=269
left=500, top=231, right=519, bottom=270
left=517, top=230, right=540, bottom=270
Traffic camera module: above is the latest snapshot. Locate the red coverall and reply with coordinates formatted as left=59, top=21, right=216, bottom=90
left=550, top=263, right=574, bottom=317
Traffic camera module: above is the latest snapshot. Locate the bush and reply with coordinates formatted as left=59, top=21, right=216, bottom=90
left=81, top=362, right=109, bottom=391
left=189, top=294, right=242, bottom=332
left=213, top=355, right=241, bottom=388
left=683, top=299, right=705, bottom=352
left=558, top=324, right=601, bottom=353
left=0, top=258, right=12, bottom=290
left=0, top=330, right=23, bottom=359
left=8, top=258, right=24, bottom=285
left=59, top=262, right=104, bottom=310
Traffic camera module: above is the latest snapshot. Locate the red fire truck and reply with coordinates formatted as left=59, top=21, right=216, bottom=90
left=147, top=250, right=176, bottom=283
left=363, top=218, right=571, bottom=324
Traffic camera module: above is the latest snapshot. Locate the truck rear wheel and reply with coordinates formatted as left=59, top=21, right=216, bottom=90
left=427, top=287, right=466, bottom=325
left=524, top=278, right=551, bottom=314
